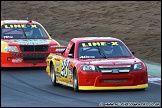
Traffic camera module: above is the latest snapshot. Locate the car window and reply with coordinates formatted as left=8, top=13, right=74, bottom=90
left=78, top=41, right=131, bottom=58
left=1, top=24, right=49, bottom=39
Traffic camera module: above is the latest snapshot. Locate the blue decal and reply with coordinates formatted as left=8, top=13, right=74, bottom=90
left=112, top=69, right=119, bottom=73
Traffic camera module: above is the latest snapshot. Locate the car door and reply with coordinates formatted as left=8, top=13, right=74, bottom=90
left=56, top=42, right=75, bottom=86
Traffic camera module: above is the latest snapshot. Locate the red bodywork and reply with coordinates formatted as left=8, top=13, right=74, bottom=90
left=1, top=39, right=59, bottom=67
left=76, top=59, right=148, bottom=87
left=48, top=37, right=148, bottom=90
left=1, top=20, right=60, bottom=67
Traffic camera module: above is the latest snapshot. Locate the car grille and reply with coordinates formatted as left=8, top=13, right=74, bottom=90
left=20, top=45, right=48, bottom=52
left=99, top=65, right=131, bottom=73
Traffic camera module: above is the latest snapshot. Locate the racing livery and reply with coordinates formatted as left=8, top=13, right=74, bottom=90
left=46, top=37, right=148, bottom=91
left=1, top=19, right=60, bottom=67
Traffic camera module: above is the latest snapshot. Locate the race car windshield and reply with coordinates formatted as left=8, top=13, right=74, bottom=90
left=78, top=41, right=131, bottom=58
left=1, top=24, right=49, bottom=39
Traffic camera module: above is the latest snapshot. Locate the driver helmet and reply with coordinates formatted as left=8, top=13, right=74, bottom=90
left=102, top=45, right=113, bottom=54
left=24, top=28, right=33, bottom=37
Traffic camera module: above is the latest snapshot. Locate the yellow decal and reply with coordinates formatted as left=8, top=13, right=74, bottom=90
left=82, top=42, right=106, bottom=47
left=111, top=42, right=118, bottom=45
left=4, top=24, right=37, bottom=28
left=82, top=43, right=86, bottom=47
left=100, top=42, right=107, bottom=46
left=31, top=24, right=37, bottom=28
left=88, top=43, right=92, bottom=46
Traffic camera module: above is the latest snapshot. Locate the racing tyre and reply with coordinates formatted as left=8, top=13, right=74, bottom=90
left=73, top=69, right=79, bottom=92
left=50, top=63, right=58, bottom=86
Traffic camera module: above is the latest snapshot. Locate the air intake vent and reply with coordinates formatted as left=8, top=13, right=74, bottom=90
left=20, top=45, right=48, bottom=52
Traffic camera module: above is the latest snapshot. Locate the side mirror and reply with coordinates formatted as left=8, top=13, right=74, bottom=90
left=132, top=52, right=135, bottom=55
left=68, top=54, right=74, bottom=58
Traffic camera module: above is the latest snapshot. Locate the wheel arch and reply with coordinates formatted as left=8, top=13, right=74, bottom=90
left=50, top=60, right=54, bottom=73
left=73, top=67, right=77, bottom=78
left=73, top=67, right=79, bottom=85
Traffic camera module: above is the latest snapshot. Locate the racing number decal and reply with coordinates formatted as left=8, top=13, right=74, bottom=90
left=61, top=59, right=70, bottom=78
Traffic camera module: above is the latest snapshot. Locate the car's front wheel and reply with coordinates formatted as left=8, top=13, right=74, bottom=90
left=50, top=63, right=58, bottom=86
left=73, top=69, right=79, bottom=92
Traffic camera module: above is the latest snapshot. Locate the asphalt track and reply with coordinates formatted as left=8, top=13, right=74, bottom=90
left=1, top=66, right=161, bottom=107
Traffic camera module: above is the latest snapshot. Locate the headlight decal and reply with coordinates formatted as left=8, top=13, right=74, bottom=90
left=4, top=46, right=18, bottom=52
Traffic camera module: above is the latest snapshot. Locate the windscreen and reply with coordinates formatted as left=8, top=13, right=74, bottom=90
left=1, top=24, right=49, bottom=39
left=78, top=41, right=131, bottom=58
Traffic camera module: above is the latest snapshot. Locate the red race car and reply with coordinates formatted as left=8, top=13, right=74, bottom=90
left=1, top=19, right=60, bottom=67
left=46, top=37, right=148, bottom=91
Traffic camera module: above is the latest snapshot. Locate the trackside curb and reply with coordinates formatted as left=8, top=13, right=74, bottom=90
left=148, top=75, right=161, bottom=85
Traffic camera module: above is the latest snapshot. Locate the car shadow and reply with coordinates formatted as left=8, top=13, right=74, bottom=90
left=1, top=67, right=46, bottom=71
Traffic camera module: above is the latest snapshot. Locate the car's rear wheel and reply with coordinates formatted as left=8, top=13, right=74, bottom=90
left=50, top=63, right=58, bottom=86
left=73, top=69, right=79, bottom=92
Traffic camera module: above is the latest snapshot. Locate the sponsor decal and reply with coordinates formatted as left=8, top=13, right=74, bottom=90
left=82, top=42, right=118, bottom=47
left=82, top=42, right=106, bottom=47
left=3, top=36, right=13, bottom=38
left=4, top=24, right=37, bottom=29
left=80, top=56, right=95, bottom=58
left=12, top=58, right=23, bottom=63
left=7, top=39, right=51, bottom=45
left=55, top=48, right=65, bottom=52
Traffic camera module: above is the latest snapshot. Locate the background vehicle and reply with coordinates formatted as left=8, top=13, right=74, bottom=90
left=1, top=19, right=60, bottom=67
left=46, top=37, right=148, bottom=91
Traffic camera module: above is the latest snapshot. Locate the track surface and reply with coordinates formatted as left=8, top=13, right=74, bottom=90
left=1, top=67, right=161, bottom=107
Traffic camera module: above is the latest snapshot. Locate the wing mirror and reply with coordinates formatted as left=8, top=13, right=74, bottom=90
left=132, top=52, right=135, bottom=55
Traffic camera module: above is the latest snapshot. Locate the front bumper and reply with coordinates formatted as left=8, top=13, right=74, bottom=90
left=1, top=52, right=49, bottom=67
left=78, top=70, right=148, bottom=90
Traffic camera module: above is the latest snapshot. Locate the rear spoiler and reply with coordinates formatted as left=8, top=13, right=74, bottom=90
left=49, top=46, right=67, bottom=53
